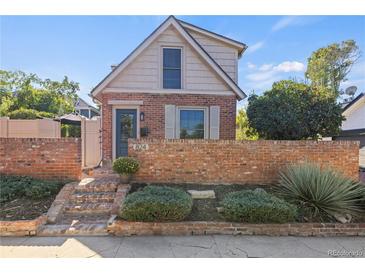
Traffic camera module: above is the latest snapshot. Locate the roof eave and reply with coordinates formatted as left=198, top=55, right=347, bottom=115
left=90, top=15, right=247, bottom=100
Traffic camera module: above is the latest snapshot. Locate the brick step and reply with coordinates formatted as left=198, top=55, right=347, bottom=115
left=63, top=202, right=113, bottom=215
left=59, top=213, right=111, bottom=225
left=74, top=182, right=118, bottom=193
left=38, top=223, right=108, bottom=236
left=69, top=192, right=116, bottom=204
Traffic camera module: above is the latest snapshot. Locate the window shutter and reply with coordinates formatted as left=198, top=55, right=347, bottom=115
left=209, top=106, right=220, bottom=139
left=165, top=105, right=176, bottom=139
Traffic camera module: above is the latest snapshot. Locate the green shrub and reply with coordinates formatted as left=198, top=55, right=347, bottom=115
left=113, top=157, right=140, bottom=175
left=120, top=186, right=193, bottom=222
left=61, top=124, right=81, bottom=137
left=220, top=189, right=297, bottom=223
left=0, top=175, right=63, bottom=203
left=25, top=180, right=63, bottom=199
left=277, top=163, right=365, bottom=221
left=8, top=108, right=55, bottom=119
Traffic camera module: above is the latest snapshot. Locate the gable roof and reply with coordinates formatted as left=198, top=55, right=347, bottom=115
left=177, top=19, right=247, bottom=57
left=343, top=92, right=365, bottom=113
left=75, top=96, right=100, bottom=113
left=90, top=16, right=246, bottom=100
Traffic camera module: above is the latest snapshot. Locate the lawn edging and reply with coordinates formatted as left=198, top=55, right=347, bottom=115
left=0, top=215, right=47, bottom=236
left=107, top=220, right=365, bottom=237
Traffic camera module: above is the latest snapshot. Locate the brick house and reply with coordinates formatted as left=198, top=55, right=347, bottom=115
left=90, top=16, right=247, bottom=163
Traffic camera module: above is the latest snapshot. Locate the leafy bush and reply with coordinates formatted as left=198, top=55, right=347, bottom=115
left=120, top=186, right=193, bottom=222
left=8, top=108, right=55, bottom=119
left=0, top=175, right=63, bottom=203
left=246, top=80, right=343, bottom=140
left=113, top=157, right=140, bottom=175
left=61, top=124, right=81, bottom=137
left=220, top=189, right=297, bottom=223
left=277, top=163, right=365, bottom=221
left=25, top=180, right=63, bottom=199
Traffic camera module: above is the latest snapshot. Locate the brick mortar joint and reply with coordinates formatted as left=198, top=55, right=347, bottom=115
left=128, top=139, right=360, bottom=145
left=108, top=220, right=365, bottom=237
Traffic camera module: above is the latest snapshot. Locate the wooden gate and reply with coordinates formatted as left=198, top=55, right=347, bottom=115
left=81, top=117, right=102, bottom=168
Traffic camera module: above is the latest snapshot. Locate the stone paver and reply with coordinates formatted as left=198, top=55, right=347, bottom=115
left=1, top=235, right=364, bottom=258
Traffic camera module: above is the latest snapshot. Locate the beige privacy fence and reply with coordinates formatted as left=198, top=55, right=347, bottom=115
left=0, top=116, right=102, bottom=168
left=81, top=117, right=102, bottom=168
left=0, top=117, right=61, bottom=138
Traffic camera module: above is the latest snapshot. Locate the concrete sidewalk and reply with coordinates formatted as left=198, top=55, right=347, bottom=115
left=1, top=235, right=364, bottom=258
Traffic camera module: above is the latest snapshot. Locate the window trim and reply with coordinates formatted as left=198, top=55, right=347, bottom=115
left=175, top=106, right=209, bottom=139
left=161, top=46, right=183, bottom=90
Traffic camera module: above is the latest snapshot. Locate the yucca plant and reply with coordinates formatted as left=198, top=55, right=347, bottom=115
left=276, top=163, right=365, bottom=221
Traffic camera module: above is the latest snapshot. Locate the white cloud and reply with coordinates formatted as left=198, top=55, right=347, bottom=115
left=243, top=61, right=306, bottom=92
left=273, top=61, right=305, bottom=73
left=246, top=41, right=265, bottom=54
left=258, top=64, right=274, bottom=72
left=246, top=70, right=276, bottom=82
left=247, top=62, right=256, bottom=69
left=271, top=16, right=324, bottom=32
left=272, top=16, right=298, bottom=32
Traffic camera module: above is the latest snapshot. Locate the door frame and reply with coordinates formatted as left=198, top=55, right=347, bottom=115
left=112, top=105, right=140, bottom=160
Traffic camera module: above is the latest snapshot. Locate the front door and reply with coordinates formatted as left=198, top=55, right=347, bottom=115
left=116, top=109, right=137, bottom=157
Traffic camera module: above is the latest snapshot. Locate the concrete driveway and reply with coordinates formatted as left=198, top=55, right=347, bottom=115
left=1, top=235, right=364, bottom=258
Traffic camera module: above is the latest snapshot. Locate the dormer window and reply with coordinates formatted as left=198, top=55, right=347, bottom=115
left=163, top=48, right=181, bottom=89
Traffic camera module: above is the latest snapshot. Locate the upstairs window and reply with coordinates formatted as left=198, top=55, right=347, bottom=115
left=163, top=48, right=181, bottom=89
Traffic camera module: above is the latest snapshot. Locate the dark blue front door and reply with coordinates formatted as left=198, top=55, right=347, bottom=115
left=116, top=109, right=137, bottom=157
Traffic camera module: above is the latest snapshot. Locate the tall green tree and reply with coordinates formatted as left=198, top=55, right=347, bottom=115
left=305, top=40, right=360, bottom=97
left=0, top=70, right=79, bottom=118
left=246, top=80, right=344, bottom=140
left=236, top=108, right=259, bottom=140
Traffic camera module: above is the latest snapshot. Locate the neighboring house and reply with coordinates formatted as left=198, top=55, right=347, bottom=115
left=90, top=16, right=247, bottom=161
left=334, top=93, right=365, bottom=168
left=75, top=96, right=100, bottom=119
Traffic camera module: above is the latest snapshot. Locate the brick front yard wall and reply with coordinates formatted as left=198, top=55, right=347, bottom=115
left=128, top=139, right=359, bottom=184
left=0, top=138, right=82, bottom=181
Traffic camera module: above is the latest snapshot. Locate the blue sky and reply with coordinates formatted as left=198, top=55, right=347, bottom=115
left=1, top=16, right=365, bottom=108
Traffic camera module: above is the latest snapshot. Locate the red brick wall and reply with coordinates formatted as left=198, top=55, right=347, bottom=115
left=109, top=220, right=365, bottom=237
left=128, top=139, right=359, bottom=184
left=0, top=138, right=82, bottom=181
left=100, top=93, right=237, bottom=161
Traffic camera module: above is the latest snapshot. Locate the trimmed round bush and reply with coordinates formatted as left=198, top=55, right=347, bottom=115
left=220, top=189, right=297, bottom=223
left=120, top=186, right=193, bottom=222
left=112, top=157, right=140, bottom=175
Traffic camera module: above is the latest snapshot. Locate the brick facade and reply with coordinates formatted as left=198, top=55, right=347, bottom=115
left=0, top=138, right=82, bottom=181
left=99, top=92, right=237, bottom=161
left=128, top=139, right=359, bottom=184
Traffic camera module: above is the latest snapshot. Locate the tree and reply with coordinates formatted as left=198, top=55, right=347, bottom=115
left=305, top=40, right=360, bottom=97
left=236, top=108, right=259, bottom=140
left=246, top=80, right=344, bottom=140
left=0, top=70, right=79, bottom=118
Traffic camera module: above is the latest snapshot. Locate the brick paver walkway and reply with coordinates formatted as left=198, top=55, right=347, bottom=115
left=39, top=168, right=127, bottom=236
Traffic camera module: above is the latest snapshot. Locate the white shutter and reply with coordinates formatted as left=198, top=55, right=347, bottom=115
left=209, top=106, right=220, bottom=139
left=165, top=105, right=176, bottom=139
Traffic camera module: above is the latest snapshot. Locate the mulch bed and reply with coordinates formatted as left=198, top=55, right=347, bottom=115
left=129, top=183, right=275, bottom=222
left=0, top=195, right=57, bottom=221
left=128, top=183, right=365, bottom=223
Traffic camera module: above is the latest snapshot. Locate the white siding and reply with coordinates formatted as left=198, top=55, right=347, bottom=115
left=342, top=102, right=365, bottom=131
left=185, top=29, right=239, bottom=82
left=107, top=26, right=231, bottom=92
